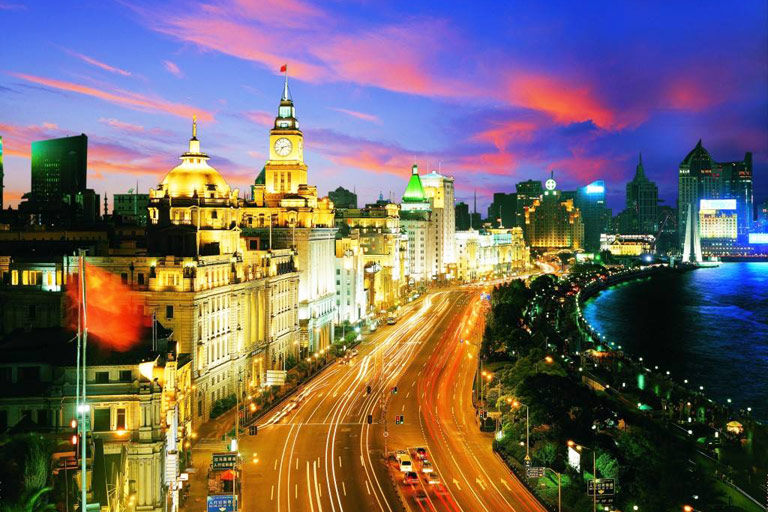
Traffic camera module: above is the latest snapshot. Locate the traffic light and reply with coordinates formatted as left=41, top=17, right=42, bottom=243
left=249, top=425, right=258, bottom=436
left=392, top=386, right=398, bottom=394
left=366, top=385, right=371, bottom=394
left=395, top=415, right=404, bottom=425
left=367, top=414, right=373, bottom=424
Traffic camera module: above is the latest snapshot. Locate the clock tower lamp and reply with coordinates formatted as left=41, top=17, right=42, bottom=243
left=265, top=73, right=307, bottom=194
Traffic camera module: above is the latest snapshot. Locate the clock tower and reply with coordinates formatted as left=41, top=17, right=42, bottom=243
left=265, top=76, right=307, bottom=194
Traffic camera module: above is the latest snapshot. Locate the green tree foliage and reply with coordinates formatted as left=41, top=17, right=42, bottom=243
left=0, top=486, right=56, bottom=512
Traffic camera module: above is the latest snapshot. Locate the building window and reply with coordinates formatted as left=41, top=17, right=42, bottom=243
left=166, top=305, right=174, bottom=319
left=138, top=273, right=145, bottom=285
left=198, top=400, right=203, bottom=417
left=95, top=372, right=109, bottom=383
left=121, top=273, right=128, bottom=284
left=119, top=370, right=132, bottom=382
left=116, top=408, right=126, bottom=430
left=93, top=409, right=110, bottom=431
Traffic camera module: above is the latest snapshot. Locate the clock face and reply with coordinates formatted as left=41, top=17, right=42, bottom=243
left=545, top=178, right=557, bottom=191
left=274, top=137, right=292, bottom=157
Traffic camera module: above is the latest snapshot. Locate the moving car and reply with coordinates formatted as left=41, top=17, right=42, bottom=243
left=414, top=490, right=428, bottom=503
left=427, top=473, right=441, bottom=485
left=386, top=316, right=397, bottom=325
left=414, top=447, right=428, bottom=460
left=403, top=472, right=419, bottom=485
left=420, top=460, right=433, bottom=473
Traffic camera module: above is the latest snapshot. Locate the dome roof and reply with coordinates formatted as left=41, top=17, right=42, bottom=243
left=403, top=164, right=427, bottom=203
left=157, top=118, right=231, bottom=199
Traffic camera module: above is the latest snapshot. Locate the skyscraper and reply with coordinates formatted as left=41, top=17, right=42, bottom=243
left=401, top=164, right=435, bottom=282
left=31, top=134, right=88, bottom=206
left=678, top=140, right=753, bottom=249
left=575, top=181, right=611, bottom=253
left=625, top=153, right=659, bottom=234
left=516, top=179, right=543, bottom=235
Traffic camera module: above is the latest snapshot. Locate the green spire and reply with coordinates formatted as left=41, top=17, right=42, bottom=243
left=402, top=164, right=427, bottom=203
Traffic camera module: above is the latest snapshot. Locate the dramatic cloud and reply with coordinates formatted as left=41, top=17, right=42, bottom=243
left=99, top=117, right=145, bottom=133
left=10, top=73, right=213, bottom=121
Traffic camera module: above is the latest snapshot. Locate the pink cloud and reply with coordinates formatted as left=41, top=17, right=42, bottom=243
left=99, top=117, right=145, bottom=133
left=243, top=110, right=274, bottom=127
left=663, top=79, right=718, bottom=111
left=164, top=60, right=184, bottom=78
left=66, top=50, right=132, bottom=76
left=470, top=120, right=540, bottom=151
left=0, top=121, right=63, bottom=157
left=11, top=73, right=213, bottom=121
left=330, top=107, right=380, bottom=124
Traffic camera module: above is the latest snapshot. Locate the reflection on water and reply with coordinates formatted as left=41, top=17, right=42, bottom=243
left=583, top=262, right=768, bottom=421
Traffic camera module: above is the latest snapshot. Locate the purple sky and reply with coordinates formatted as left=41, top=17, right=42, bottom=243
left=1, top=1, right=766, bottom=214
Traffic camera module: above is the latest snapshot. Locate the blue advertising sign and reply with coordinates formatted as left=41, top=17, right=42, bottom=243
left=207, top=495, right=237, bottom=512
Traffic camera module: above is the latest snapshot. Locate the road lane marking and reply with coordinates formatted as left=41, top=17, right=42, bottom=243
left=476, top=477, right=487, bottom=491
left=295, top=484, right=297, bottom=499
left=338, top=456, right=342, bottom=467
left=360, top=455, right=365, bottom=467
left=296, top=458, right=299, bottom=470
left=500, top=478, right=511, bottom=491
left=405, top=391, right=410, bottom=398
left=274, top=459, right=278, bottom=470
left=365, top=480, right=371, bottom=495
left=271, top=485, right=275, bottom=501
left=306, top=462, right=315, bottom=512
left=342, top=481, right=346, bottom=496
left=452, top=478, right=461, bottom=491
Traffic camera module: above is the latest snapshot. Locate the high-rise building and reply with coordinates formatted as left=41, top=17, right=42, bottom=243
left=678, top=140, right=753, bottom=249
left=455, top=201, right=470, bottom=230
left=334, top=234, right=366, bottom=324
left=400, top=165, right=435, bottom=283
left=699, top=199, right=738, bottom=240
left=757, top=200, right=768, bottom=232
left=524, top=174, right=584, bottom=251
left=575, top=181, right=611, bottom=253
left=625, top=153, right=659, bottom=234
left=421, top=170, right=455, bottom=277
left=516, top=179, right=543, bottom=235
left=488, top=192, right=517, bottom=228
left=329, top=186, right=357, bottom=209
left=31, top=134, right=87, bottom=204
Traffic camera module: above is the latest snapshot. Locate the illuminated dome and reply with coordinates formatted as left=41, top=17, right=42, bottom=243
left=157, top=118, right=231, bottom=199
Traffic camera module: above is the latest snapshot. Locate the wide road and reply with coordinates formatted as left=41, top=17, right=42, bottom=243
left=240, top=288, right=545, bottom=512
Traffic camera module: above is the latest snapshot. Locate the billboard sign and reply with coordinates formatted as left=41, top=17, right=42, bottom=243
left=587, top=478, right=616, bottom=496
left=212, top=452, right=237, bottom=471
left=748, top=233, right=768, bottom=244
left=265, top=370, right=287, bottom=387
left=699, top=199, right=736, bottom=211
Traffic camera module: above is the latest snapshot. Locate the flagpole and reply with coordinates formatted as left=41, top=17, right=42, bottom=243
left=79, top=250, right=88, bottom=512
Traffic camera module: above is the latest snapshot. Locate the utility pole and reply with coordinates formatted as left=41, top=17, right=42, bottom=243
left=78, top=250, right=89, bottom=512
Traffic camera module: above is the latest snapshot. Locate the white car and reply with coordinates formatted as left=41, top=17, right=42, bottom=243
left=427, top=473, right=441, bottom=485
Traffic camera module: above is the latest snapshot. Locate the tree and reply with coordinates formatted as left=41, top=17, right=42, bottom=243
left=595, top=452, right=619, bottom=479
left=534, top=441, right=558, bottom=468
left=0, top=486, right=56, bottom=512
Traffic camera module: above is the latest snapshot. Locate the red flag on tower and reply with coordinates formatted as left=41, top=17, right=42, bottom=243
left=280, top=64, right=287, bottom=73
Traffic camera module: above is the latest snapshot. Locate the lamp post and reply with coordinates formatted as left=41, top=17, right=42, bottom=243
left=543, top=467, right=561, bottom=512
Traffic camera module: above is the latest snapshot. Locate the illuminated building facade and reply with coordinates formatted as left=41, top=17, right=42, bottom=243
left=678, top=140, right=753, bottom=249
left=699, top=199, right=738, bottom=239
left=515, top=179, right=543, bottom=236
left=575, top=181, right=611, bottom=253
left=421, top=169, right=456, bottom=278
left=524, top=174, right=584, bottom=251
left=600, top=234, right=655, bottom=257
left=334, top=234, right=366, bottom=324
left=335, top=200, right=405, bottom=312
left=454, top=228, right=529, bottom=281
left=400, top=165, right=436, bottom=283
left=239, top=79, right=336, bottom=355
left=146, top=121, right=300, bottom=424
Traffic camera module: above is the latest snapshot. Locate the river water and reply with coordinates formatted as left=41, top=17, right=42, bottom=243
left=583, top=262, right=768, bottom=422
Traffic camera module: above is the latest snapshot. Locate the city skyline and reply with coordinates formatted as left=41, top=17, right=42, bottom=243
left=1, top=1, right=766, bottom=212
